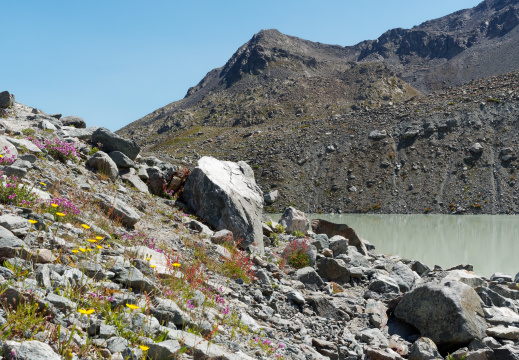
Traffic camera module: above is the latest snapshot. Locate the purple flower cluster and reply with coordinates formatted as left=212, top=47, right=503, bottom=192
left=0, top=146, right=16, bottom=164
left=49, top=197, right=81, bottom=216
left=44, top=138, right=78, bottom=160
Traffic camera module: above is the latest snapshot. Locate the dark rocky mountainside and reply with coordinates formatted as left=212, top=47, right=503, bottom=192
left=117, top=0, right=519, bottom=214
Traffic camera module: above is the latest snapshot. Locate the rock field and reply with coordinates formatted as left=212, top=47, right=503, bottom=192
left=0, top=95, right=518, bottom=359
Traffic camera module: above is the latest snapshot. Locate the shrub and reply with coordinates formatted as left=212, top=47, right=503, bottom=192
left=291, top=230, right=305, bottom=238
left=283, top=239, right=311, bottom=269
left=22, top=128, right=36, bottom=136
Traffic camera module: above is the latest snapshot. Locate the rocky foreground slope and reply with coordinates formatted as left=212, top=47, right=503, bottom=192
left=0, top=97, right=518, bottom=359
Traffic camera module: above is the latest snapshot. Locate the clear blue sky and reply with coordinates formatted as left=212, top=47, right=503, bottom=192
left=3, top=0, right=482, bottom=131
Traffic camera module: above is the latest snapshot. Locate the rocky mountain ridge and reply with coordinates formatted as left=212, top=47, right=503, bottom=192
left=117, top=0, right=519, bottom=214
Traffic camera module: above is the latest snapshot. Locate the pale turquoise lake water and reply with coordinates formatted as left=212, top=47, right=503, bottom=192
left=270, top=214, right=519, bottom=278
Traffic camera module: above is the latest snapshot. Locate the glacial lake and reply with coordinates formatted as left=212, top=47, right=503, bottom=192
left=270, top=214, right=519, bottom=278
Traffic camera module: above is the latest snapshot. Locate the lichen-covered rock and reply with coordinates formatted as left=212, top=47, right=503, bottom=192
left=184, top=156, right=263, bottom=251
left=279, top=207, right=310, bottom=235
left=395, top=281, right=486, bottom=346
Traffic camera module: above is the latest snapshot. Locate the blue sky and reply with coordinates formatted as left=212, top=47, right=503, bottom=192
left=3, top=0, right=481, bottom=131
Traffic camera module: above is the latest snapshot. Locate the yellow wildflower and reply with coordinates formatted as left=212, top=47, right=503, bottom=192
left=81, top=224, right=90, bottom=229
left=40, top=182, right=46, bottom=186
left=95, top=236, right=103, bottom=240
left=28, top=220, right=38, bottom=224
left=79, top=248, right=86, bottom=252
left=126, top=303, right=140, bottom=310
left=51, top=203, right=58, bottom=208
left=96, top=245, right=102, bottom=249
left=87, top=239, right=97, bottom=243
left=86, top=248, right=92, bottom=252
left=72, top=249, right=79, bottom=254
left=172, top=263, right=181, bottom=268
left=150, top=265, right=156, bottom=268
left=78, top=308, right=95, bottom=315
left=56, top=212, right=66, bottom=217
left=139, top=345, right=149, bottom=351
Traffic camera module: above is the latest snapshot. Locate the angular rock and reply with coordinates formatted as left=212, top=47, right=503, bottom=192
left=86, top=151, right=119, bottom=181
left=493, top=345, right=519, bottom=360
left=316, top=257, right=350, bottom=283
left=184, top=157, right=263, bottom=251
left=120, top=168, right=149, bottom=193
left=0, top=165, right=27, bottom=178
left=490, top=272, right=514, bottom=283
left=0, top=228, right=28, bottom=259
left=112, top=261, right=157, bottom=293
left=92, top=127, right=140, bottom=160
left=329, top=235, right=349, bottom=256
left=60, top=115, right=86, bottom=128
left=312, top=234, right=329, bottom=251
left=295, top=267, right=324, bottom=291
left=0, top=214, right=30, bottom=237
left=36, top=264, right=51, bottom=288
left=264, top=189, right=278, bottom=205
left=1, top=136, right=41, bottom=154
left=442, top=270, right=486, bottom=288
left=470, top=143, right=484, bottom=155
left=0, top=91, right=14, bottom=108
left=151, top=297, right=192, bottom=327
left=408, top=337, right=442, bottom=360
left=365, top=299, right=388, bottom=328
left=106, top=336, right=130, bottom=354
left=369, top=274, right=400, bottom=294
left=390, top=262, right=419, bottom=292
left=477, top=287, right=516, bottom=310
left=369, top=129, right=388, bottom=139
left=486, top=325, right=519, bottom=340
left=482, top=306, right=519, bottom=326
left=46, top=293, right=76, bottom=312
left=0, top=139, right=17, bottom=161
left=6, top=340, right=61, bottom=360
left=311, top=219, right=362, bottom=246
left=147, top=340, right=181, bottom=359
left=109, top=151, right=136, bottom=168
left=287, top=290, right=305, bottom=305
left=395, top=281, right=486, bottom=346
left=93, top=193, right=140, bottom=227
left=307, top=295, right=344, bottom=319
left=61, top=126, right=99, bottom=140
left=279, top=206, right=310, bottom=234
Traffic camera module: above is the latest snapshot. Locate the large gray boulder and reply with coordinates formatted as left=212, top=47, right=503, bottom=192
left=93, top=193, right=140, bottom=227
left=395, top=281, right=487, bottom=346
left=91, top=127, right=140, bottom=160
left=0, top=91, right=14, bottom=108
left=60, top=115, right=86, bottom=128
left=183, top=156, right=263, bottom=251
left=86, top=151, right=119, bottom=181
left=311, top=219, right=362, bottom=247
left=279, top=207, right=310, bottom=235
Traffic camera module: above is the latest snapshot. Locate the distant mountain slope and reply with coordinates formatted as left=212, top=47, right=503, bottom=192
left=117, top=0, right=519, bottom=214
